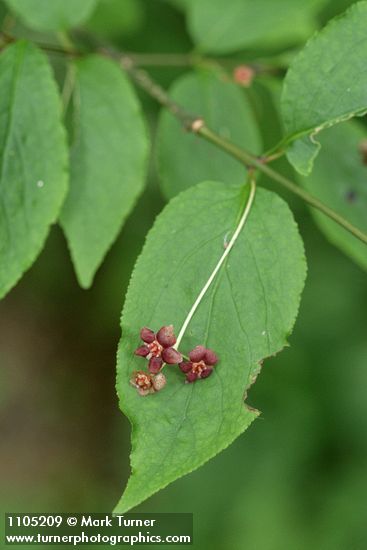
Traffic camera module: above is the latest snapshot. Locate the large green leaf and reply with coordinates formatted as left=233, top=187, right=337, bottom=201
left=60, top=55, right=149, bottom=288
left=0, top=41, right=68, bottom=299
left=157, top=70, right=262, bottom=199
left=299, top=121, right=367, bottom=271
left=115, top=181, right=306, bottom=511
left=3, top=0, right=99, bottom=32
left=188, top=0, right=326, bottom=54
left=281, top=1, right=367, bottom=175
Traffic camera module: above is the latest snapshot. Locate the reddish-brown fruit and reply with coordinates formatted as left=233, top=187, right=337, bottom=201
left=140, top=327, right=156, bottom=343
left=135, top=345, right=150, bottom=357
left=233, top=65, right=255, bottom=87
left=152, top=372, right=167, bottom=391
left=179, top=361, right=193, bottom=373
left=189, top=345, right=206, bottom=362
left=148, top=356, right=163, bottom=374
left=183, top=345, right=219, bottom=381
left=186, top=371, right=198, bottom=383
left=205, top=348, right=218, bottom=365
left=162, top=347, right=182, bottom=364
left=156, top=325, right=176, bottom=347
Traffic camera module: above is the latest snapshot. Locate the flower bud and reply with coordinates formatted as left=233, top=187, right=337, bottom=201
left=233, top=65, right=255, bottom=87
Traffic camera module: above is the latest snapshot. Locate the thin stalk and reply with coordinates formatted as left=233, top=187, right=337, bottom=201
left=175, top=179, right=257, bottom=349
left=198, top=127, right=367, bottom=246
left=117, top=53, right=199, bottom=129
left=125, top=52, right=194, bottom=67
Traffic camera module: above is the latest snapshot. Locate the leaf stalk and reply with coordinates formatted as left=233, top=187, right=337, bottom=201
left=175, top=179, right=257, bottom=348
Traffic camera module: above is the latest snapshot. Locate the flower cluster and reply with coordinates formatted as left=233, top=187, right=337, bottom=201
left=135, top=325, right=182, bottom=373
left=131, top=325, right=219, bottom=396
left=178, top=345, right=218, bottom=383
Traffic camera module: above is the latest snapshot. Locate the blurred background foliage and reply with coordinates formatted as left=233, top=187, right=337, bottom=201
left=0, top=0, right=366, bottom=548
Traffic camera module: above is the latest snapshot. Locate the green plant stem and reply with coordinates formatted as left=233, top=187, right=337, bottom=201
left=116, top=55, right=367, bottom=246
left=125, top=52, right=195, bottom=67
left=198, top=127, right=367, bottom=245
left=117, top=53, right=199, bottom=129
left=123, top=52, right=279, bottom=74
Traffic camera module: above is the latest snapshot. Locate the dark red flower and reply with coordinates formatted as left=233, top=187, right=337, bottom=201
left=189, top=345, right=218, bottom=365
left=179, top=346, right=218, bottom=383
left=134, top=325, right=182, bottom=372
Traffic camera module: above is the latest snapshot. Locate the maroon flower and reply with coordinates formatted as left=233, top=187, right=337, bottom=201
left=130, top=370, right=167, bottom=396
left=179, top=345, right=218, bottom=383
left=135, top=325, right=182, bottom=373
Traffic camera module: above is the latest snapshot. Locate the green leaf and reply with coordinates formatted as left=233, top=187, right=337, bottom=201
left=281, top=1, right=367, bottom=175
left=0, top=41, right=68, bottom=299
left=115, top=181, right=307, bottom=511
left=162, top=0, right=191, bottom=11
left=157, top=70, right=262, bottom=199
left=60, top=55, right=149, bottom=288
left=298, top=121, right=367, bottom=271
left=86, top=0, right=144, bottom=41
left=4, top=0, right=99, bottom=32
left=188, top=0, right=326, bottom=54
